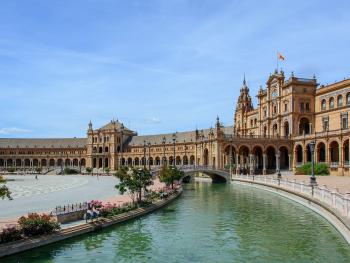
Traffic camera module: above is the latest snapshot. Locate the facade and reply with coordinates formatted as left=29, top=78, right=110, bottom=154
left=1, top=71, right=349, bottom=175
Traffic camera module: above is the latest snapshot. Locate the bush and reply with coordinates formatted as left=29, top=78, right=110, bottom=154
left=296, top=162, right=329, bottom=175
left=18, top=213, right=60, bottom=237
left=7, top=167, right=15, bottom=173
left=0, top=225, right=22, bottom=244
left=64, top=168, right=78, bottom=175
left=85, top=167, right=92, bottom=174
left=224, top=164, right=236, bottom=170
left=99, top=202, right=137, bottom=218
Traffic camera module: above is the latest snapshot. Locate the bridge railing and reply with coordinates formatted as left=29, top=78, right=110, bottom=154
left=233, top=174, right=350, bottom=219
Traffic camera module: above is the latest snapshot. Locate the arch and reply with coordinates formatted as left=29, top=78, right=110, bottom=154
left=149, top=157, right=154, bottom=166
left=317, top=142, right=326, bottom=162
left=49, top=159, right=55, bottom=166
left=73, top=158, right=79, bottom=166
left=121, top=157, right=126, bottom=166
left=57, top=159, right=63, bottom=167
left=337, top=95, right=343, bottom=107
left=263, top=126, right=267, bottom=136
left=299, top=117, right=310, bottom=135
left=329, top=141, right=339, bottom=163
left=329, top=97, right=334, bottom=108
left=284, top=121, right=289, bottom=138
left=93, top=147, right=97, bottom=153
left=203, top=148, right=209, bottom=165
left=169, top=156, right=174, bottom=165
left=16, top=159, right=21, bottom=167
left=65, top=159, right=71, bottom=167
left=176, top=156, right=181, bottom=165
left=7, top=159, right=13, bottom=167
left=347, top=93, right=350, bottom=105
left=252, top=146, right=263, bottom=171
left=32, top=159, right=38, bottom=167
left=272, top=123, right=278, bottom=136
left=183, top=155, right=188, bottom=165
left=127, top=157, right=132, bottom=166
left=344, top=139, right=349, bottom=165
left=0, top=159, right=4, bottom=167
left=266, top=146, right=276, bottom=170
left=295, top=145, right=303, bottom=164
left=98, top=158, right=103, bottom=168
left=224, top=145, right=236, bottom=166
left=92, top=158, right=97, bottom=168
left=238, top=145, right=250, bottom=173
left=41, top=159, right=47, bottom=167
left=306, top=144, right=312, bottom=162
left=190, top=155, right=195, bottom=165
left=105, top=146, right=109, bottom=153
left=321, top=99, right=326, bottom=110
left=279, top=146, right=289, bottom=170
left=155, top=157, right=161, bottom=165
left=80, top=158, right=86, bottom=167
left=104, top=158, right=109, bottom=168
left=134, top=157, right=140, bottom=166
left=98, top=147, right=103, bottom=153
left=141, top=157, right=146, bottom=166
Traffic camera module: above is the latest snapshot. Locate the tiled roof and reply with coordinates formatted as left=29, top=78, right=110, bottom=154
left=0, top=138, right=86, bottom=149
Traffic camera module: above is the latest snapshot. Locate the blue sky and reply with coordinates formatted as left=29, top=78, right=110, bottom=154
left=0, top=0, right=349, bottom=138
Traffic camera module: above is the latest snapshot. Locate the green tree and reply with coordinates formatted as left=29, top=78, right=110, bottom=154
left=85, top=167, right=92, bottom=174
left=0, top=176, right=12, bottom=200
left=159, top=166, right=184, bottom=189
left=115, top=167, right=153, bottom=204
left=104, top=167, right=110, bottom=175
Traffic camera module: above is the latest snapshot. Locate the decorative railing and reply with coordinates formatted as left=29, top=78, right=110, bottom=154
left=233, top=174, right=350, bottom=219
left=223, top=134, right=291, bottom=140
left=52, top=202, right=88, bottom=216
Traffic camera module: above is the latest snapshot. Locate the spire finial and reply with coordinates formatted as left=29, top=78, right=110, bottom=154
left=243, top=73, right=246, bottom=85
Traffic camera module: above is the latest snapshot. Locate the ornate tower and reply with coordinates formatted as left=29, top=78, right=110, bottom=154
left=233, top=77, right=254, bottom=135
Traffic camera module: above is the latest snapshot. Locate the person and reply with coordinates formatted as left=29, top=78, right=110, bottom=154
left=92, top=206, right=99, bottom=219
left=85, top=204, right=93, bottom=222
left=35, top=174, right=38, bottom=180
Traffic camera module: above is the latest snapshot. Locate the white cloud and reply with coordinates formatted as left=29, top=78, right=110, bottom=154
left=144, top=117, right=161, bottom=124
left=0, top=127, right=32, bottom=135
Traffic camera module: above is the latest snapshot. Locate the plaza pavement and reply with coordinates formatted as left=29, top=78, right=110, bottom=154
left=0, top=175, right=119, bottom=227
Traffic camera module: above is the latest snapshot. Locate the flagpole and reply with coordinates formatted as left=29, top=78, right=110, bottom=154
left=276, top=51, right=279, bottom=72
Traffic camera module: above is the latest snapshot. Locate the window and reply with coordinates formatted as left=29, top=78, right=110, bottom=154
left=306, top=103, right=310, bottom=111
left=338, top=95, right=343, bottom=107
left=263, top=107, right=267, bottom=117
left=341, top=113, right=348, bottom=129
left=347, top=93, right=350, bottom=105
left=321, top=99, right=326, bottom=110
left=329, top=97, right=334, bottom=109
left=322, top=116, right=329, bottom=132
left=284, top=103, right=288, bottom=112
left=300, top=102, right=304, bottom=111
left=273, top=105, right=277, bottom=115
left=250, top=119, right=253, bottom=127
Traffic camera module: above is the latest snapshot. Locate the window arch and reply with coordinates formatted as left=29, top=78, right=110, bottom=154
left=337, top=95, right=343, bottom=107
left=329, top=97, right=334, bottom=109
left=321, top=99, right=326, bottom=110
left=347, top=93, right=350, bottom=105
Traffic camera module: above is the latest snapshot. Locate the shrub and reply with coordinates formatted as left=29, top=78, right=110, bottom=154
left=98, top=202, right=137, bottom=218
left=89, top=200, right=103, bottom=209
left=85, top=167, right=92, bottom=174
left=0, top=225, right=22, bottom=244
left=64, top=168, right=78, bottom=175
left=7, top=167, right=15, bottom=173
left=18, top=213, right=60, bottom=237
left=296, top=162, right=329, bottom=176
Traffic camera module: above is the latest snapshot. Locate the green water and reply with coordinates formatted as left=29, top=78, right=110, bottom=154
left=3, top=181, right=350, bottom=262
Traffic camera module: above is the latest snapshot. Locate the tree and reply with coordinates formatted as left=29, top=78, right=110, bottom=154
left=159, top=166, right=184, bottom=189
left=115, top=167, right=153, bottom=204
left=85, top=167, right=92, bottom=174
left=0, top=176, right=12, bottom=200
left=104, top=167, right=110, bottom=175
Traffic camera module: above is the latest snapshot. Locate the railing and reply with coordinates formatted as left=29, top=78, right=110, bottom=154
left=52, top=202, right=88, bottom=216
left=223, top=134, right=291, bottom=140
left=233, top=174, right=350, bottom=219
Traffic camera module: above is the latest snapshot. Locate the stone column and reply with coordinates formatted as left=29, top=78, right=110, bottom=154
left=249, top=154, right=254, bottom=175
left=303, top=147, right=307, bottom=164
left=288, top=154, right=292, bottom=171
left=236, top=154, right=240, bottom=175
left=276, top=152, right=280, bottom=174
left=263, top=154, right=267, bottom=175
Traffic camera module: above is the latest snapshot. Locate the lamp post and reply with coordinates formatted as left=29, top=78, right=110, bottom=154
left=309, top=140, right=317, bottom=188
left=143, top=140, right=147, bottom=169
left=162, top=136, right=166, bottom=166
left=172, top=133, right=176, bottom=167
left=277, top=151, right=282, bottom=180
left=184, top=140, right=187, bottom=166
left=229, top=139, right=233, bottom=178
left=148, top=142, right=151, bottom=170
left=120, top=123, right=124, bottom=168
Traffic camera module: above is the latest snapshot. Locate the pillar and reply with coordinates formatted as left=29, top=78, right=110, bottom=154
left=249, top=154, right=254, bottom=175
left=288, top=154, right=292, bottom=171
left=276, top=152, right=280, bottom=174
left=236, top=154, right=239, bottom=175
left=263, top=154, right=267, bottom=175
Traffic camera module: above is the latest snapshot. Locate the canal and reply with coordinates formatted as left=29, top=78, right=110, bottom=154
left=3, top=181, right=350, bottom=262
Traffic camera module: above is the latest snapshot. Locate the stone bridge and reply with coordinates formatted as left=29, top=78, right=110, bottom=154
left=178, top=165, right=230, bottom=183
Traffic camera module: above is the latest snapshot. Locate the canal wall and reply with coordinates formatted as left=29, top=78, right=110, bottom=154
left=232, top=178, right=350, bottom=245
left=0, top=189, right=182, bottom=258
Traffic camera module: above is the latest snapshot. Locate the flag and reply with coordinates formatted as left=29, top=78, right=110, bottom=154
left=277, top=52, right=285, bottom=61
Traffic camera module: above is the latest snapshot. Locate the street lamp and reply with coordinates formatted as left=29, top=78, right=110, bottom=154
left=143, top=140, right=147, bottom=169
left=172, top=133, right=176, bottom=167
left=162, top=136, right=166, bottom=166
left=184, top=140, right=187, bottom=166
left=309, top=140, right=317, bottom=188
left=148, top=142, right=151, bottom=170
left=120, top=123, right=124, bottom=168
left=277, top=151, right=282, bottom=180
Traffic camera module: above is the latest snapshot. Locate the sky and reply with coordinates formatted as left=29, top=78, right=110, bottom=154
left=0, top=0, right=349, bottom=138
